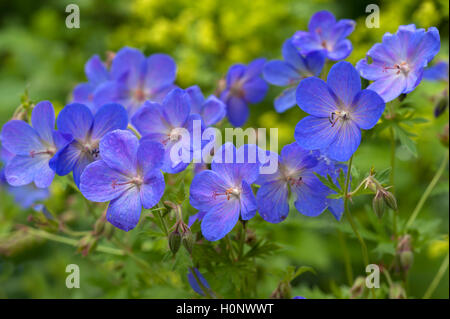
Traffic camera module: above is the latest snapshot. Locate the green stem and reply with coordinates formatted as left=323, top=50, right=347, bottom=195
left=389, top=125, right=398, bottom=238
left=225, top=235, right=236, bottom=261
left=157, top=211, right=169, bottom=236
left=423, top=252, right=449, bottom=299
left=404, top=151, right=449, bottom=231
left=127, top=124, right=141, bottom=139
left=238, top=221, right=246, bottom=260
left=337, top=228, right=353, bottom=286
left=27, top=228, right=124, bottom=256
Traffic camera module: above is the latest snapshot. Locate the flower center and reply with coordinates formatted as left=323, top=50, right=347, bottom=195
left=81, top=141, right=100, bottom=159
left=230, top=80, right=245, bottom=98
left=329, top=110, right=350, bottom=127
left=111, top=176, right=144, bottom=189
left=383, top=61, right=410, bottom=76
left=133, top=88, right=147, bottom=102
left=29, top=147, right=56, bottom=158
left=286, top=176, right=303, bottom=187
left=212, top=187, right=241, bottom=200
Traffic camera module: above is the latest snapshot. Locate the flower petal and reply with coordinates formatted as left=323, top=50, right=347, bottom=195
left=225, top=96, right=249, bottom=127
left=131, top=101, right=170, bottom=136
left=85, top=55, right=109, bottom=85
left=325, top=120, right=361, bottom=162
left=256, top=179, right=289, bottom=223
left=31, top=101, right=55, bottom=143
left=326, top=39, right=353, bottom=60
left=80, top=160, right=131, bottom=202
left=263, top=60, right=300, bottom=86
left=5, top=154, right=52, bottom=187
left=274, top=86, right=296, bottom=113
left=1, top=120, right=43, bottom=155
left=49, top=140, right=81, bottom=176
left=106, top=187, right=142, bottom=232
left=91, top=103, right=128, bottom=140
left=162, top=88, right=191, bottom=128
left=186, top=85, right=205, bottom=114
left=189, top=170, right=229, bottom=211
left=308, top=10, right=336, bottom=33
left=294, top=116, right=339, bottom=151
left=137, top=140, right=165, bottom=174
left=327, top=61, right=361, bottom=106
left=201, top=198, right=240, bottom=241
left=57, top=103, right=94, bottom=140
left=73, top=153, right=94, bottom=188
left=144, top=54, right=177, bottom=90
left=242, top=77, right=268, bottom=103
left=240, top=180, right=257, bottom=220
left=110, top=47, right=145, bottom=87
left=366, top=74, right=406, bottom=103
left=187, top=268, right=211, bottom=296
left=350, top=89, right=385, bottom=129
left=140, top=170, right=165, bottom=209
left=201, top=95, right=226, bottom=126
left=99, top=130, right=139, bottom=175
left=296, top=77, right=338, bottom=117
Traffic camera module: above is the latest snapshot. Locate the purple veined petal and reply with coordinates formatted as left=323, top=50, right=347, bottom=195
left=72, top=83, right=98, bottom=113
left=186, top=85, right=205, bottom=114
left=144, top=53, right=176, bottom=90
left=355, top=58, right=387, bottom=81
left=106, top=186, right=142, bottom=232
left=110, top=47, right=146, bottom=87
left=140, top=169, right=165, bottom=209
left=210, top=142, right=237, bottom=186
left=292, top=31, right=324, bottom=56
left=73, top=153, right=94, bottom=188
left=329, top=19, right=356, bottom=43
left=274, top=86, right=297, bottom=113
left=161, top=88, right=191, bottom=128
left=263, top=60, right=301, bottom=86
left=370, top=36, right=399, bottom=64
left=187, top=268, right=211, bottom=296
left=424, top=61, right=449, bottom=81
left=8, top=184, right=49, bottom=209
left=34, top=162, right=56, bottom=188
left=99, top=130, right=139, bottom=176
left=255, top=152, right=282, bottom=185
left=294, top=116, right=340, bottom=151
left=244, top=58, right=266, bottom=79
left=234, top=144, right=260, bottom=184
left=0, top=144, right=14, bottom=163
left=137, top=140, right=165, bottom=174
left=189, top=170, right=229, bottom=211
left=49, top=140, right=81, bottom=176
left=327, top=39, right=353, bottom=60
left=131, top=101, right=170, bottom=137
left=31, top=101, right=55, bottom=143
left=256, top=179, right=289, bottom=223
left=325, top=120, right=361, bottom=162
left=327, top=197, right=344, bottom=221
left=188, top=211, right=207, bottom=228
left=304, top=51, right=326, bottom=77
left=404, top=68, right=424, bottom=93
left=80, top=160, right=131, bottom=202
left=85, top=55, right=109, bottom=85
left=327, top=61, right=361, bottom=106
left=57, top=103, right=94, bottom=140
left=366, top=73, right=407, bottom=103
left=226, top=64, right=246, bottom=87
left=0, top=120, right=43, bottom=155
left=242, top=77, right=268, bottom=104
left=350, top=89, right=385, bottom=130
left=93, top=81, right=130, bottom=110
left=293, top=180, right=328, bottom=217
left=201, top=95, right=226, bottom=126
left=91, top=103, right=128, bottom=140
left=200, top=198, right=240, bottom=241
left=161, top=148, right=190, bottom=174
left=281, top=39, right=308, bottom=72
left=308, top=10, right=336, bottom=33
left=296, top=77, right=338, bottom=117
left=407, top=27, right=440, bottom=66
left=239, top=180, right=257, bottom=220
left=148, top=84, right=178, bottom=104
left=5, top=154, right=52, bottom=187
left=225, top=96, right=249, bottom=127
left=280, top=142, right=319, bottom=172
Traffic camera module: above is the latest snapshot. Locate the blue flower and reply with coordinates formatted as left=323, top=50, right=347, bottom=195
left=186, top=85, right=226, bottom=126
left=95, top=47, right=177, bottom=117
left=292, top=10, right=355, bottom=61
left=263, top=39, right=325, bottom=113
left=80, top=130, right=165, bottom=231
left=424, top=61, right=448, bottom=82
left=293, top=296, right=306, bottom=299
left=0, top=145, right=49, bottom=208
left=220, top=58, right=268, bottom=127
left=72, top=55, right=110, bottom=114
left=256, top=143, right=340, bottom=223
left=0, top=101, right=70, bottom=188
left=295, top=61, right=385, bottom=162
left=50, top=103, right=128, bottom=187
left=187, top=268, right=211, bottom=296
left=189, top=143, right=259, bottom=241
left=132, top=88, right=202, bottom=174
left=356, top=24, right=440, bottom=102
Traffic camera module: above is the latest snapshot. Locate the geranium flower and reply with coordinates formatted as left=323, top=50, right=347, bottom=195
left=292, top=10, right=355, bottom=61
left=131, top=88, right=202, bottom=174
left=220, top=59, right=268, bottom=127
left=80, top=130, right=165, bottom=231
left=424, top=61, right=448, bottom=82
left=256, top=143, right=339, bottom=223
left=1, top=101, right=70, bottom=188
left=186, top=85, right=226, bottom=126
left=50, top=103, right=128, bottom=187
left=263, top=39, right=325, bottom=112
left=72, top=55, right=110, bottom=114
left=94, top=47, right=177, bottom=117
left=295, top=61, right=385, bottom=162
left=189, top=143, right=259, bottom=241
left=356, top=24, right=440, bottom=102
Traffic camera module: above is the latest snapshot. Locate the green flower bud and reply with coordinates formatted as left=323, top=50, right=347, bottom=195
left=168, top=230, right=181, bottom=255
left=383, top=191, right=398, bottom=211
left=399, top=250, right=414, bottom=271
left=94, top=215, right=106, bottom=236
left=182, top=228, right=194, bottom=254
left=350, top=276, right=366, bottom=299
left=372, top=190, right=386, bottom=218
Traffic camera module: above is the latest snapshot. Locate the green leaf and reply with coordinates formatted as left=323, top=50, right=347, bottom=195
left=393, top=124, right=418, bottom=157
left=375, top=167, right=391, bottom=185
left=314, top=173, right=341, bottom=193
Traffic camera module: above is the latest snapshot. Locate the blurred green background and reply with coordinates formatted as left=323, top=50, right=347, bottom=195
left=0, top=0, right=448, bottom=298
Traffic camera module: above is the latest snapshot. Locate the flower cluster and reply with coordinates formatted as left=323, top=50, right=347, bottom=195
left=0, top=10, right=441, bottom=248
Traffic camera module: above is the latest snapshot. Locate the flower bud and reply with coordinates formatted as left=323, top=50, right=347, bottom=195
left=350, top=276, right=366, bottom=299
left=434, top=95, right=448, bottom=118
left=93, top=215, right=106, bottom=236
left=399, top=250, right=414, bottom=271
left=389, top=282, right=406, bottom=299
left=77, top=235, right=97, bottom=257
left=372, top=190, right=386, bottom=218
left=182, top=228, right=194, bottom=254
left=168, top=230, right=181, bottom=255
left=383, top=191, right=398, bottom=211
